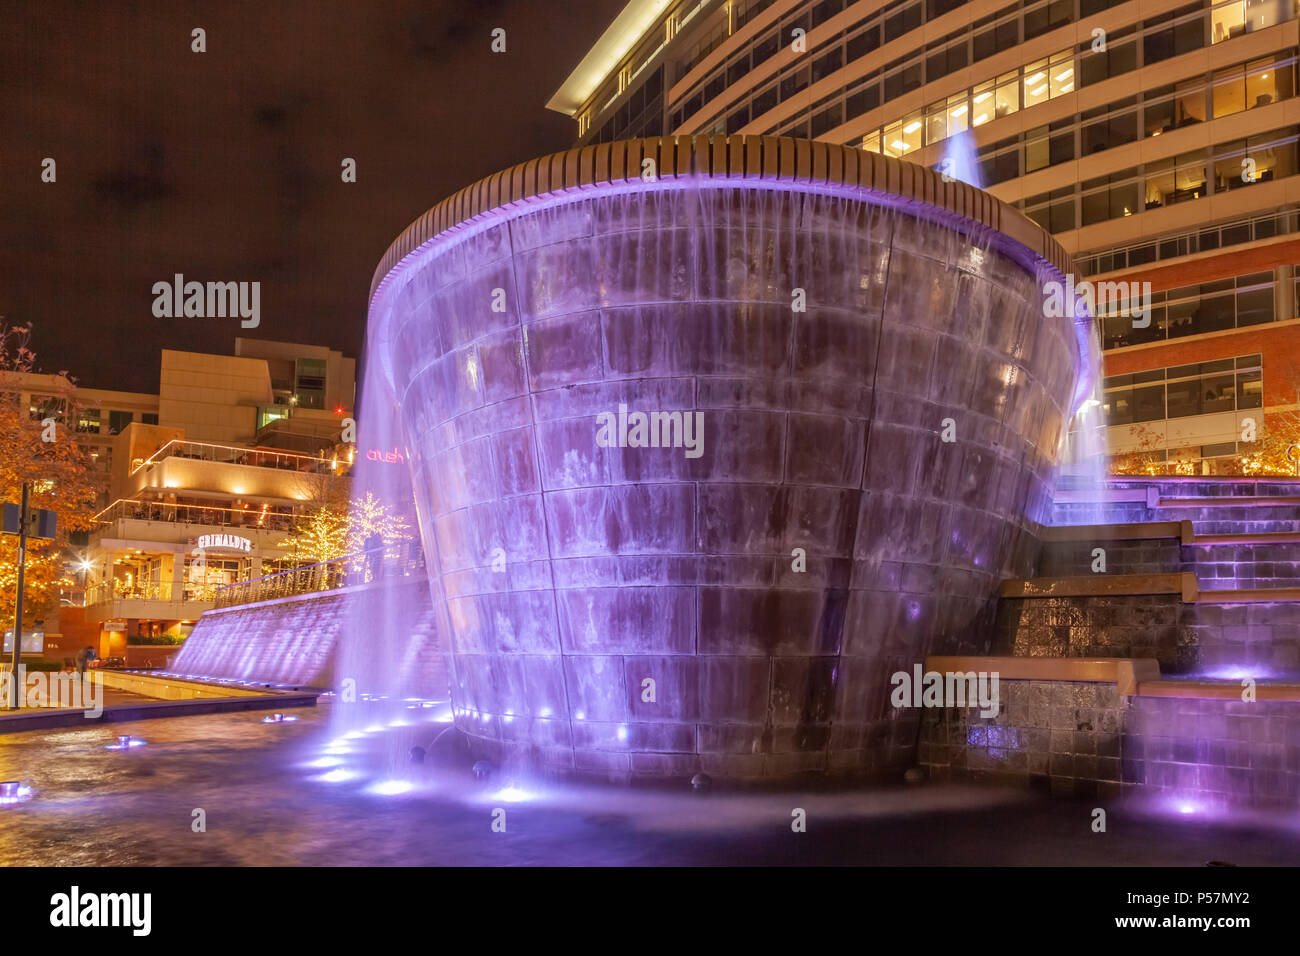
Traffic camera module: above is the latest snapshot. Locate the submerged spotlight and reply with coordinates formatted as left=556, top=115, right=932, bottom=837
left=303, top=756, right=345, bottom=769
left=261, top=713, right=298, bottom=723
left=491, top=785, right=534, bottom=803
left=367, top=779, right=415, bottom=796
left=0, top=781, right=33, bottom=805
left=105, top=735, right=145, bottom=750
left=312, top=768, right=361, bottom=784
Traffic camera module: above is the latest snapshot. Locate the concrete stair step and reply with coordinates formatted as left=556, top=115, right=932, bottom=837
left=1157, top=495, right=1300, bottom=508
left=1001, top=572, right=1300, bottom=603
left=926, top=655, right=1300, bottom=701
left=1194, top=587, right=1300, bottom=604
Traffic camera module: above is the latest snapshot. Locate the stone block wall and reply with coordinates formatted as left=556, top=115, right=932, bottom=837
left=995, top=595, right=1300, bottom=678
left=919, top=679, right=1300, bottom=808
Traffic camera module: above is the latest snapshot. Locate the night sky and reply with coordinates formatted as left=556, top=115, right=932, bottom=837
left=0, top=0, right=625, bottom=391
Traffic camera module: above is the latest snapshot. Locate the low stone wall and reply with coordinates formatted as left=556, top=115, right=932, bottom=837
left=1037, top=537, right=1300, bottom=591
left=1036, top=539, right=1183, bottom=578
left=98, top=670, right=269, bottom=699
left=918, top=679, right=1300, bottom=808
left=994, top=595, right=1300, bottom=677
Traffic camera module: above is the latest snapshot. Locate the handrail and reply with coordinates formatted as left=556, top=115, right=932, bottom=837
left=219, top=548, right=377, bottom=589
left=130, top=439, right=336, bottom=476
left=94, top=498, right=301, bottom=532
left=210, top=546, right=425, bottom=609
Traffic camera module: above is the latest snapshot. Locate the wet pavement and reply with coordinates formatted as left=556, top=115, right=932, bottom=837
left=0, top=701, right=1296, bottom=866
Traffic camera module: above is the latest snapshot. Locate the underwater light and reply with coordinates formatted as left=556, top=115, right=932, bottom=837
left=312, top=768, right=361, bottom=784
left=0, top=781, right=33, bottom=805
left=492, top=786, right=534, bottom=803
left=367, top=779, right=414, bottom=796
left=304, top=756, right=345, bottom=769
left=105, top=735, right=145, bottom=750
left=261, top=713, right=298, bottom=723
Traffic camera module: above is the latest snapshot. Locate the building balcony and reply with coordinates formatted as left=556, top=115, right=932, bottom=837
left=82, top=581, right=215, bottom=623
left=126, top=439, right=346, bottom=505
left=91, top=499, right=296, bottom=551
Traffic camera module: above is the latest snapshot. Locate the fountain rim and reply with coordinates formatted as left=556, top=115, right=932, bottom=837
left=367, top=134, right=1075, bottom=309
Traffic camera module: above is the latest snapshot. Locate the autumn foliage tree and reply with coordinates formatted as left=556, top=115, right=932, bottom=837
left=0, top=323, right=99, bottom=626
left=1108, top=365, right=1300, bottom=477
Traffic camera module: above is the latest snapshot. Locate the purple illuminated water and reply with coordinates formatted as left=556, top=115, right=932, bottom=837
left=357, top=172, right=1095, bottom=783
left=9, top=701, right=1300, bottom=864
left=150, top=156, right=1300, bottom=811
left=939, top=128, right=983, bottom=190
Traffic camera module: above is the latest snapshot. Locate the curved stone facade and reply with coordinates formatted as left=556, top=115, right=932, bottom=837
left=368, top=138, right=1087, bottom=782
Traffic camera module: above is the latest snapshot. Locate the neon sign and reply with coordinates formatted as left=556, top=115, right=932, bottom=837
left=195, top=533, right=252, bottom=553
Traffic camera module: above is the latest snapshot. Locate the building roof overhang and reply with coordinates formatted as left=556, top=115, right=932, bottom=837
left=545, top=0, right=672, bottom=116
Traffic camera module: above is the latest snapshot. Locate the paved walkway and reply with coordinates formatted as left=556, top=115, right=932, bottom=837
left=0, top=686, right=156, bottom=712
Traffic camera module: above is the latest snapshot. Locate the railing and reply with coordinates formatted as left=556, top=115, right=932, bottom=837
left=94, top=498, right=302, bottom=533
left=84, top=580, right=220, bottom=607
left=211, top=547, right=426, bottom=609
left=130, top=439, right=339, bottom=476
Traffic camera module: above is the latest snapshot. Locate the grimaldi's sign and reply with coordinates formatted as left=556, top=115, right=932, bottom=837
left=194, top=533, right=252, bottom=554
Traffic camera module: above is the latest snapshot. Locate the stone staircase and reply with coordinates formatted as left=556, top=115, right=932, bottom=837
left=1045, top=478, right=1300, bottom=593
left=920, top=476, right=1300, bottom=807
left=992, top=477, right=1300, bottom=677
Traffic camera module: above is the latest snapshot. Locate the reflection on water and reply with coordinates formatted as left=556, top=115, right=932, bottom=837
left=0, top=702, right=1296, bottom=866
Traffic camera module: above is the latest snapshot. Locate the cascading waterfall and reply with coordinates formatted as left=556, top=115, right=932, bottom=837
left=939, top=127, right=984, bottom=190
left=351, top=159, right=1093, bottom=784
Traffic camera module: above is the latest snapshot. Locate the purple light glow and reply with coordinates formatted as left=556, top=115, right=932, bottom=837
left=0, top=784, right=33, bottom=806
left=360, top=164, right=1092, bottom=782
left=490, top=786, right=536, bottom=804
left=312, top=768, right=361, bottom=785
left=366, top=779, right=415, bottom=797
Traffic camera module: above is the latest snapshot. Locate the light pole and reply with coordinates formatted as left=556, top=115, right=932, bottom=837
left=8, top=482, right=29, bottom=709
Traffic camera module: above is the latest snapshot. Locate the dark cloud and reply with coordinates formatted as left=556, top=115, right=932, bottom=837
left=0, top=0, right=624, bottom=389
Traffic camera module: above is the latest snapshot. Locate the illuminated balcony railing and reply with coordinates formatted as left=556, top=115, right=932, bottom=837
left=84, top=580, right=219, bottom=608
left=211, top=547, right=425, bottom=609
left=93, top=498, right=301, bottom=533
left=130, top=439, right=339, bottom=476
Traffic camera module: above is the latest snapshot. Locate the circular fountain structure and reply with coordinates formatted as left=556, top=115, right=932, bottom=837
left=365, top=136, right=1091, bottom=783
